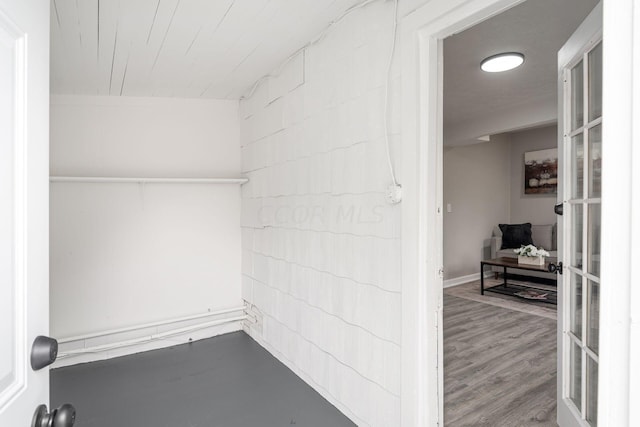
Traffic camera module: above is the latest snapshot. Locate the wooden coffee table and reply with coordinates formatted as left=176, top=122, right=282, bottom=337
left=480, top=257, right=557, bottom=304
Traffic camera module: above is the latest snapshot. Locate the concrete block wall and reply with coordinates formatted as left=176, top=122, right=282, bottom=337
left=239, top=2, right=403, bottom=425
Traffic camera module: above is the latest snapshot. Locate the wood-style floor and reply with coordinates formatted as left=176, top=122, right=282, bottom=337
left=444, top=294, right=557, bottom=427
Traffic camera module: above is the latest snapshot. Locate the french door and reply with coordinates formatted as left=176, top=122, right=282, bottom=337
left=557, top=3, right=602, bottom=426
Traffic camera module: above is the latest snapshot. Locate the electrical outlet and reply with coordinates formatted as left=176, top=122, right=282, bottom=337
left=386, top=184, right=402, bottom=204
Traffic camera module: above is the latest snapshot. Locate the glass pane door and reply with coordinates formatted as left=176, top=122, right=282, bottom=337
left=564, top=40, right=602, bottom=426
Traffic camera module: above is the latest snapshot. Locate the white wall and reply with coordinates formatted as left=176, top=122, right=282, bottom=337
left=239, top=2, right=402, bottom=425
left=508, top=124, right=558, bottom=224
left=443, top=136, right=511, bottom=280
left=442, top=125, right=558, bottom=283
left=50, top=96, right=240, bottom=177
left=50, top=95, right=243, bottom=338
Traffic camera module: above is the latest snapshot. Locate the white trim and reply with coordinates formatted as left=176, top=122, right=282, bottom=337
left=629, top=4, right=640, bottom=426
left=0, top=8, right=27, bottom=411
left=53, top=307, right=247, bottom=368
left=49, top=176, right=248, bottom=184
left=599, top=1, right=638, bottom=425
left=9, top=24, right=26, bottom=409
left=57, top=306, right=246, bottom=343
left=50, top=94, right=239, bottom=108
left=443, top=271, right=493, bottom=289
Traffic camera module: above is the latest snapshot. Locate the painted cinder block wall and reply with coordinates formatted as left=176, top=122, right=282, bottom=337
left=239, top=2, right=407, bottom=425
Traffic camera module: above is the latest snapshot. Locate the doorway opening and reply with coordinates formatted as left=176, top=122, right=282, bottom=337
left=440, top=0, right=597, bottom=424
left=416, top=1, right=597, bottom=424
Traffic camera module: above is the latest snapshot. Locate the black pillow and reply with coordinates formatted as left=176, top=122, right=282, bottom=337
left=499, top=223, right=534, bottom=249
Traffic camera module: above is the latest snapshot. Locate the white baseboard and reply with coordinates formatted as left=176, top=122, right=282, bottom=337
left=53, top=307, right=247, bottom=369
left=444, top=271, right=494, bottom=288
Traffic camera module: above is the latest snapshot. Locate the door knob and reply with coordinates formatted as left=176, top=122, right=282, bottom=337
left=32, top=403, right=76, bottom=427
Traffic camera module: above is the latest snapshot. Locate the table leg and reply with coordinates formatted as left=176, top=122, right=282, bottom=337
left=481, top=263, right=485, bottom=295
left=503, top=267, right=507, bottom=287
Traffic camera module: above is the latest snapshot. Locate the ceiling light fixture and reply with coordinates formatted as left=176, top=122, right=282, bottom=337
left=480, top=52, right=525, bottom=72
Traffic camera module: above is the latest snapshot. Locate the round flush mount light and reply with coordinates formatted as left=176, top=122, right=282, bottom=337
left=480, top=52, right=525, bottom=72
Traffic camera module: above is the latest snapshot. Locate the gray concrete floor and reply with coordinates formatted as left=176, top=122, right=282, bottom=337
left=51, top=331, right=355, bottom=427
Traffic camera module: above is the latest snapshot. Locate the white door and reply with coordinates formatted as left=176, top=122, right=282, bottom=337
left=557, top=3, right=602, bottom=426
left=0, top=0, right=51, bottom=425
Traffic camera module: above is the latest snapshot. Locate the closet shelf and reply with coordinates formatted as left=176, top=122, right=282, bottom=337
left=50, top=176, right=249, bottom=184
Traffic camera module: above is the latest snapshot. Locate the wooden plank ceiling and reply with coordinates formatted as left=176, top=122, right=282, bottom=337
left=50, top=0, right=363, bottom=99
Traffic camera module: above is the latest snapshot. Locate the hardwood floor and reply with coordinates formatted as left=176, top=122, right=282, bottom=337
left=444, top=294, right=557, bottom=426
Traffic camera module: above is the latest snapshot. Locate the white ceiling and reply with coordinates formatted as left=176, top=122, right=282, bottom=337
left=443, top=0, right=599, bottom=144
left=50, top=0, right=363, bottom=99
left=52, top=0, right=600, bottom=112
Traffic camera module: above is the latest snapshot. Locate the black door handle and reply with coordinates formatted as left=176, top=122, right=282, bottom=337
left=554, top=203, right=563, bottom=216
left=548, top=262, right=563, bottom=274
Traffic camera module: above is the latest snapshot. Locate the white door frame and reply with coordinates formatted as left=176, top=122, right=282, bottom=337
left=399, top=0, right=638, bottom=425
left=598, top=1, right=639, bottom=426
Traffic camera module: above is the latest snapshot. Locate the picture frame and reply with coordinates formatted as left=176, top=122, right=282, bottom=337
left=524, top=148, right=558, bottom=195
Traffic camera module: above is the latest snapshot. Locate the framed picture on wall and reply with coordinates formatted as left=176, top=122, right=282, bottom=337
left=524, top=148, right=558, bottom=195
